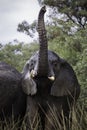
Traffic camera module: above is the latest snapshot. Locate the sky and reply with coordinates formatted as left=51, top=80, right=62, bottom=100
left=0, top=0, right=41, bottom=44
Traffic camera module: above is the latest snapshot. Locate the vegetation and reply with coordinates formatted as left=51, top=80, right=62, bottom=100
left=0, top=25, right=87, bottom=129
left=0, top=42, right=39, bottom=72
left=38, top=0, right=87, bottom=28
left=0, top=104, right=86, bottom=130
left=0, top=0, right=87, bottom=129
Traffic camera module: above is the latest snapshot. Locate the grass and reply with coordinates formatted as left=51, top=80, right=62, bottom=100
left=71, top=103, right=87, bottom=130
left=0, top=101, right=87, bottom=130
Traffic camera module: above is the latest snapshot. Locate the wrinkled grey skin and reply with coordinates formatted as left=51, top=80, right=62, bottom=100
left=0, top=62, right=26, bottom=121
left=22, top=6, right=80, bottom=130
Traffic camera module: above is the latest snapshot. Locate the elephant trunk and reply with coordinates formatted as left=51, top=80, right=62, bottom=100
left=37, top=6, right=48, bottom=77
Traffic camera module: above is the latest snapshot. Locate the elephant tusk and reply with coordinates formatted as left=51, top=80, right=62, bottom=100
left=48, top=76, right=55, bottom=81
left=30, top=70, right=37, bottom=78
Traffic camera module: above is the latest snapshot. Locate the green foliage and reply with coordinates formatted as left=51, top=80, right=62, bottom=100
left=17, top=20, right=37, bottom=38
left=0, top=42, right=38, bottom=72
left=38, top=0, right=87, bottom=27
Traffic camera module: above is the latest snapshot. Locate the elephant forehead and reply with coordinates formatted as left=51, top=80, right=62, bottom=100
left=48, top=50, right=60, bottom=61
left=29, top=50, right=60, bottom=62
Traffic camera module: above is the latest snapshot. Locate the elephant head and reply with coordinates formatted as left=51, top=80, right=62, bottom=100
left=22, top=6, right=80, bottom=100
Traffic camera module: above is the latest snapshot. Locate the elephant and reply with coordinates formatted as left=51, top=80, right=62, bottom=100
left=22, top=6, right=80, bottom=130
left=0, top=61, right=26, bottom=122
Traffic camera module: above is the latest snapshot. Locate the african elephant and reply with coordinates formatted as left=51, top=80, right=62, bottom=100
left=0, top=61, right=26, bottom=121
left=22, top=6, right=80, bottom=130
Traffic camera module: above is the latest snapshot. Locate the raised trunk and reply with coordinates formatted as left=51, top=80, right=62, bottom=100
left=37, top=6, right=48, bottom=77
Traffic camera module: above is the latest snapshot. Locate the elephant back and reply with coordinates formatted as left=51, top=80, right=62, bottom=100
left=0, top=62, right=22, bottom=111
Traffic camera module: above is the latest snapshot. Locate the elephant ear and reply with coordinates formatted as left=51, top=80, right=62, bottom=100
left=51, top=59, right=80, bottom=97
left=22, top=62, right=37, bottom=95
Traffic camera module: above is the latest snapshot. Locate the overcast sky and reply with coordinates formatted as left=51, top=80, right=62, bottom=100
left=0, top=0, right=41, bottom=44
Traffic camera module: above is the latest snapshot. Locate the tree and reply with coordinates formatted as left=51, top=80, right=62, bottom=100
left=38, top=0, right=87, bottom=28
left=17, top=20, right=37, bottom=38
left=0, top=42, right=39, bottom=72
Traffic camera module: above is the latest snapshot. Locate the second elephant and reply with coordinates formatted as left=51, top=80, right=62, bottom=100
left=0, top=61, right=26, bottom=121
